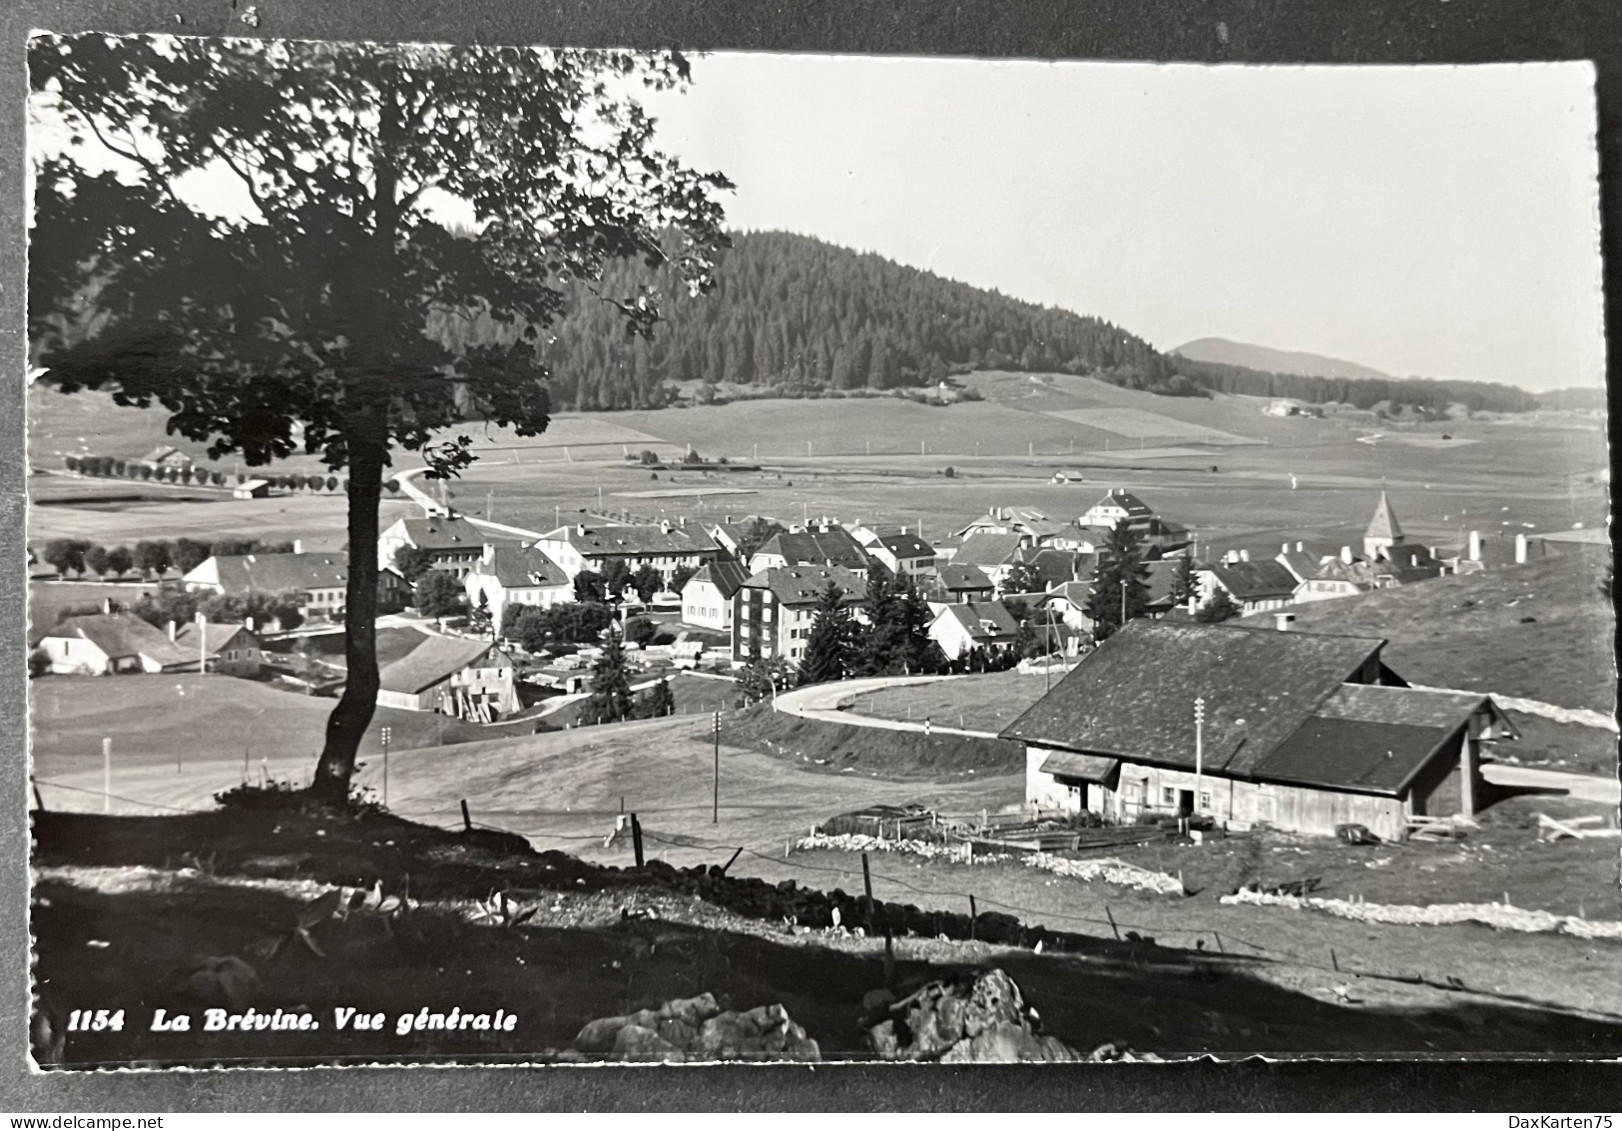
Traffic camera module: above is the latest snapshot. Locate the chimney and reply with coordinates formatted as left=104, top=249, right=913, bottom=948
left=1340, top=546, right=1354, bottom=564
left=1468, top=530, right=1482, bottom=562
left=292, top=539, right=303, bottom=554
left=1281, top=542, right=1290, bottom=556
left=661, top=520, right=672, bottom=534
left=166, top=620, right=177, bottom=642
left=1515, top=533, right=1528, bottom=564
left=1295, top=541, right=1304, bottom=552
left=1239, top=549, right=1250, bottom=563
left=1275, top=612, right=1296, bottom=632
left=246, top=616, right=255, bottom=633
left=101, top=597, right=113, bottom=615
left=1223, top=550, right=1238, bottom=566
left=482, top=543, right=496, bottom=565
left=576, top=523, right=586, bottom=536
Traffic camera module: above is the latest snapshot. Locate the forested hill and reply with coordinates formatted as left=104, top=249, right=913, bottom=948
left=429, top=230, right=1179, bottom=410
left=425, top=229, right=1539, bottom=415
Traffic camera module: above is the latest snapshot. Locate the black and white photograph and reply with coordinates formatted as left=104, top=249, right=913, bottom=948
left=22, top=30, right=1617, bottom=1072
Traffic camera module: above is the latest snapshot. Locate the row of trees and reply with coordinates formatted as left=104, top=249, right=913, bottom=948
left=1170, top=357, right=1539, bottom=415
left=55, top=585, right=307, bottom=633
left=64, top=454, right=348, bottom=493
left=39, top=535, right=296, bottom=579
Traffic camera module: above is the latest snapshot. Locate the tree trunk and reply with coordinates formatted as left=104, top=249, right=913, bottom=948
left=308, top=423, right=387, bottom=804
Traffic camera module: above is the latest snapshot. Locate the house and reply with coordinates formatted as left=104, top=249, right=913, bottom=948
left=173, top=620, right=264, bottom=677
left=1080, top=488, right=1156, bottom=530
left=747, top=525, right=872, bottom=578
left=681, top=559, right=750, bottom=631
left=928, top=600, right=1022, bottom=661
left=927, top=562, right=996, bottom=604
left=951, top=532, right=1028, bottom=590
left=953, top=508, right=1067, bottom=545
left=182, top=551, right=409, bottom=621
left=141, top=445, right=193, bottom=471
left=38, top=614, right=198, bottom=675
left=1005, top=620, right=1516, bottom=841
left=378, top=515, right=493, bottom=578
left=1274, top=541, right=1320, bottom=585
left=232, top=478, right=272, bottom=500
left=1195, top=554, right=1300, bottom=615
left=1042, top=581, right=1095, bottom=635
left=376, top=635, right=520, bottom=720
left=731, top=565, right=869, bottom=667
left=703, top=521, right=756, bottom=559
left=463, top=542, right=572, bottom=631
left=865, top=530, right=936, bottom=579
left=535, top=521, right=722, bottom=584
left=1013, top=547, right=1096, bottom=591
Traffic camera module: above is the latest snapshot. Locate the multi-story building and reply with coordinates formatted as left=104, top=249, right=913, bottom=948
left=731, top=565, right=869, bottom=667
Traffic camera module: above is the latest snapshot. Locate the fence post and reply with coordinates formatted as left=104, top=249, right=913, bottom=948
left=31, top=779, right=45, bottom=813
left=460, top=799, right=472, bottom=832
left=102, top=737, right=111, bottom=814
left=969, top=894, right=977, bottom=941
left=631, top=813, right=645, bottom=867
left=1105, top=904, right=1121, bottom=941
left=721, top=846, right=743, bottom=875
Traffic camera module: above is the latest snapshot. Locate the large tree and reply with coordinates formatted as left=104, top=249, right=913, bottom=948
left=29, top=35, right=730, bottom=802
left=1084, top=523, right=1152, bottom=643
left=797, top=580, right=857, bottom=686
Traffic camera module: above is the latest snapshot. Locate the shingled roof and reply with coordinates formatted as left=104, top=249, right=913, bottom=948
left=1088, top=489, right=1153, bottom=519
left=557, top=523, right=720, bottom=558
left=1206, top=560, right=1299, bottom=601
left=874, top=531, right=935, bottom=559
left=755, top=528, right=870, bottom=571
left=399, top=516, right=488, bottom=551
left=202, top=551, right=353, bottom=593
left=742, top=565, right=869, bottom=607
left=378, top=635, right=500, bottom=695
left=1366, top=491, right=1404, bottom=543
left=685, top=558, right=751, bottom=600
left=469, top=544, right=569, bottom=590
left=1000, top=621, right=1391, bottom=777
left=952, top=532, right=1026, bottom=569
left=936, top=600, right=1021, bottom=644
left=935, top=562, right=995, bottom=592
left=47, top=614, right=194, bottom=667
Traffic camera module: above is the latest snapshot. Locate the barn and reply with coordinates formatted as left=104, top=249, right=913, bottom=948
left=1002, top=620, right=1516, bottom=841
left=375, top=634, right=519, bottom=722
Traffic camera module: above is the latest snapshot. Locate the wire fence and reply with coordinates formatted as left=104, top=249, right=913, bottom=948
left=29, top=773, right=1622, bottom=1020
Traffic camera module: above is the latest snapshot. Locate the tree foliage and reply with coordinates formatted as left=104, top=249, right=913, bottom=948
left=1168, top=550, right=1199, bottom=609
left=414, top=569, right=465, bottom=619
left=582, top=630, right=634, bottom=725
left=797, top=580, right=858, bottom=686
left=736, top=656, right=791, bottom=704
left=503, top=600, right=613, bottom=650
left=1084, top=524, right=1152, bottom=643
left=391, top=545, right=437, bottom=583
left=28, top=34, right=730, bottom=799
left=1195, top=588, right=1243, bottom=624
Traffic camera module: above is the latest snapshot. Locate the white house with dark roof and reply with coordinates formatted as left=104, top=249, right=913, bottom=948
left=1080, top=488, right=1155, bottom=530
left=183, top=551, right=409, bottom=620
left=534, top=521, right=722, bottom=584
left=1005, top=620, right=1515, bottom=840
left=681, top=559, right=750, bottom=631
left=141, top=445, right=194, bottom=471
left=747, top=525, right=872, bottom=578
left=928, top=600, right=1021, bottom=661
left=865, top=530, right=936, bottom=579
left=173, top=620, right=264, bottom=677
left=731, top=565, right=870, bottom=667
left=375, top=634, right=519, bottom=720
left=463, top=542, right=572, bottom=631
left=378, top=515, right=492, bottom=578
left=1195, top=555, right=1300, bottom=615
left=37, top=614, right=197, bottom=675
left=950, top=532, right=1027, bottom=590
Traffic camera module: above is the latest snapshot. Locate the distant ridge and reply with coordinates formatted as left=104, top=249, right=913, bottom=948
left=1171, top=337, right=1393, bottom=383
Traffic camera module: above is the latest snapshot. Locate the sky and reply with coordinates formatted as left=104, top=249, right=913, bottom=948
left=637, top=55, right=1605, bottom=392
left=29, top=49, right=1605, bottom=392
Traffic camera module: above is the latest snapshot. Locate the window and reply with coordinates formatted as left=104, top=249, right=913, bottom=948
left=1200, top=792, right=1212, bottom=810
left=1161, top=787, right=1176, bottom=805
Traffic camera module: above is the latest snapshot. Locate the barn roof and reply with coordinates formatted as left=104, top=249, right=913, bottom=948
left=48, top=614, right=194, bottom=666
left=1255, top=717, right=1455, bottom=796
left=399, top=516, right=488, bottom=551
left=377, top=635, right=496, bottom=695
left=1000, top=620, right=1388, bottom=776
left=204, top=551, right=352, bottom=593
left=555, top=522, right=720, bottom=558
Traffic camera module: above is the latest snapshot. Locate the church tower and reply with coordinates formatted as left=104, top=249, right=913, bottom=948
left=1363, top=491, right=1405, bottom=561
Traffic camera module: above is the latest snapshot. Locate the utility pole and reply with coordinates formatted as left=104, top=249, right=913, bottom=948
left=197, top=611, right=207, bottom=677
left=712, top=711, right=720, bottom=824
left=381, top=726, right=392, bottom=808
left=1193, top=698, right=1205, bottom=815
left=1120, top=578, right=1127, bottom=631
left=102, top=737, right=111, bottom=814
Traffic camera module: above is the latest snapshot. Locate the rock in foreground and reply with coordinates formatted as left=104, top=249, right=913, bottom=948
left=869, top=968, right=1110, bottom=1063
left=573, top=992, right=820, bottom=1062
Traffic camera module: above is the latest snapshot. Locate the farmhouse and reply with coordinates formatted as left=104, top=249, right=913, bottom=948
left=732, top=565, right=869, bottom=667
left=38, top=614, right=197, bottom=675
left=952, top=508, right=1065, bottom=544
left=463, top=542, right=572, bottom=631
left=928, top=600, right=1021, bottom=661
left=378, top=516, right=492, bottom=578
left=535, top=521, right=722, bottom=583
left=141, top=445, right=193, bottom=471
left=182, top=551, right=409, bottom=621
left=376, top=635, right=519, bottom=721
left=1005, top=620, right=1514, bottom=841
left=951, top=532, right=1027, bottom=590
left=173, top=620, right=264, bottom=678
left=232, top=478, right=272, bottom=500
left=748, top=525, right=872, bottom=577
left=681, top=559, right=750, bottom=631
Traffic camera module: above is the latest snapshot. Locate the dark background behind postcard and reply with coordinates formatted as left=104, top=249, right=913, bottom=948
left=3, top=0, right=1618, bottom=1111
